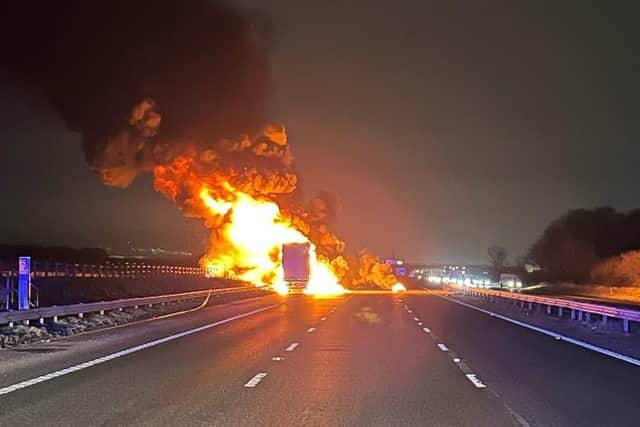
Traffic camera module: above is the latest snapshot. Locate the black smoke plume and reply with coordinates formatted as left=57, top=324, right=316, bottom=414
left=0, top=0, right=272, bottom=186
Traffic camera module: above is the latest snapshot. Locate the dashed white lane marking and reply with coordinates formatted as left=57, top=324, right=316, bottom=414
left=408, top=309, right=490, bottom=393
left=465, top=374, right=487, bottom=389
left=244, top=372, right=268, bottom=388
left=0, top=303, right=282, bottom=397
left=408, top=310, right=413, bottom=313
left=413, top=317, right=420, bottom=321
left=285, top=342, right=299, bottom=352
left=272, top=356, right=285, bottom=361
left=321, top=317, right=327, bottom=321
left=504, top=403, right=532, bottom=427
left=442, top=296, right=640, bottom=368
left=418, top=322, right=423, bottom=326
left=307, top=327, right=316, bottom=333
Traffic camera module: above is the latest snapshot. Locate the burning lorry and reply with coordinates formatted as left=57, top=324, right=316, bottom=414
left=282, top=243, right=311, bottom=292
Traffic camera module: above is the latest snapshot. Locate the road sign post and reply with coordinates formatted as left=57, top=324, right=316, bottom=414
left=18, top=256, right=31, bottom=311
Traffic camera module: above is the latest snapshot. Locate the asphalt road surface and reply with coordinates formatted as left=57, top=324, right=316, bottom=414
left=1, top=292, right=639, bottom=426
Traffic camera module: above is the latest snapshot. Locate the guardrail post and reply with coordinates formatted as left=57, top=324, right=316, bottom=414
left=602, top=315, right=607, bottom=326
left=558, top=307, right=563, bottom=317
left=546, top=305, right=552, bottom=315
left=585, top=312, right=591, bottom=322
left=577, top=311, right=583, bottom=321
left=623, top=319, right=630, bottom=333
left=528, top=302, right=533, bottom=310
left=571, top=309, right=576, bottom=320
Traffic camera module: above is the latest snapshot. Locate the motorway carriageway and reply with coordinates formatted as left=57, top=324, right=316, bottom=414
left=0, top=292, right=639, bottom=426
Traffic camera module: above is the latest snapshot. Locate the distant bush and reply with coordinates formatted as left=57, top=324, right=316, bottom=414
left=591, top=251, right=640, bottom=286
left=528, top=207, right=640, bottom=283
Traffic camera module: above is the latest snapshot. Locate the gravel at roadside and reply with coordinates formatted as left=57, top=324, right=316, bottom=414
left=0, top=289, right=266, bottom=349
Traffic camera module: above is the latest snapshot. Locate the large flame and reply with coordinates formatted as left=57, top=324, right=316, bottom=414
left=151, top=127, right=393, bottom=293
left=391, top=282, right=407, bottom=293
left=200, top=187, right=345, bottom=296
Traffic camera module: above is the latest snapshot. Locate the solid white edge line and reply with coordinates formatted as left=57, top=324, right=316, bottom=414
left=441, top=296, right=640, bottom=368
left=285, top=342, right=299, bottom=352
left=0, top=303, right=282, bottom=396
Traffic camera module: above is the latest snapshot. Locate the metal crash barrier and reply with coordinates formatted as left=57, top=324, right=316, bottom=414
left=0, top=287, right=267, bottom=327
left=459, top=287, right=640, bottom=333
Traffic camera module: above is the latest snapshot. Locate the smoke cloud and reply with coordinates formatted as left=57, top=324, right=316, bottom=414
left=0, top=0, right=271, bottom=187
left=0, top=1, right=396, bottom=288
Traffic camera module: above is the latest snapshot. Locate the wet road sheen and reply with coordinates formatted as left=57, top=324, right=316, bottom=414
left=1, top=293, right=638, bottom=426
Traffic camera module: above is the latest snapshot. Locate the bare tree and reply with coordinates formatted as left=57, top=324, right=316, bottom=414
left=488, top=245, right=508, bottom=279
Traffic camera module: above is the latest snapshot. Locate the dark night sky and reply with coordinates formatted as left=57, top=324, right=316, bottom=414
left=1, top=1, right=639, bottom=263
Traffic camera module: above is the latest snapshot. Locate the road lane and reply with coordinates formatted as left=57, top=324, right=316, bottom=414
left=212, top=295, right=520, bottom=427
left=6, top=293, right=636, bottom=426
left=407, top=294, right=640, bottom=426
left=0, top=295, right=284, bottom=388
left=0, top=296, right=340, bottom=426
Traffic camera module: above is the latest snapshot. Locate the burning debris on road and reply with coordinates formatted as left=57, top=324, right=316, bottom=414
left=0, top=0, right=395, bottom=295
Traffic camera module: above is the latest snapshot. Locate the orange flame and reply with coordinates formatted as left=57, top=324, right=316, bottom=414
left=200, top=187, right=344, bottom=296
left=391, top=282, right=407, bottom=293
